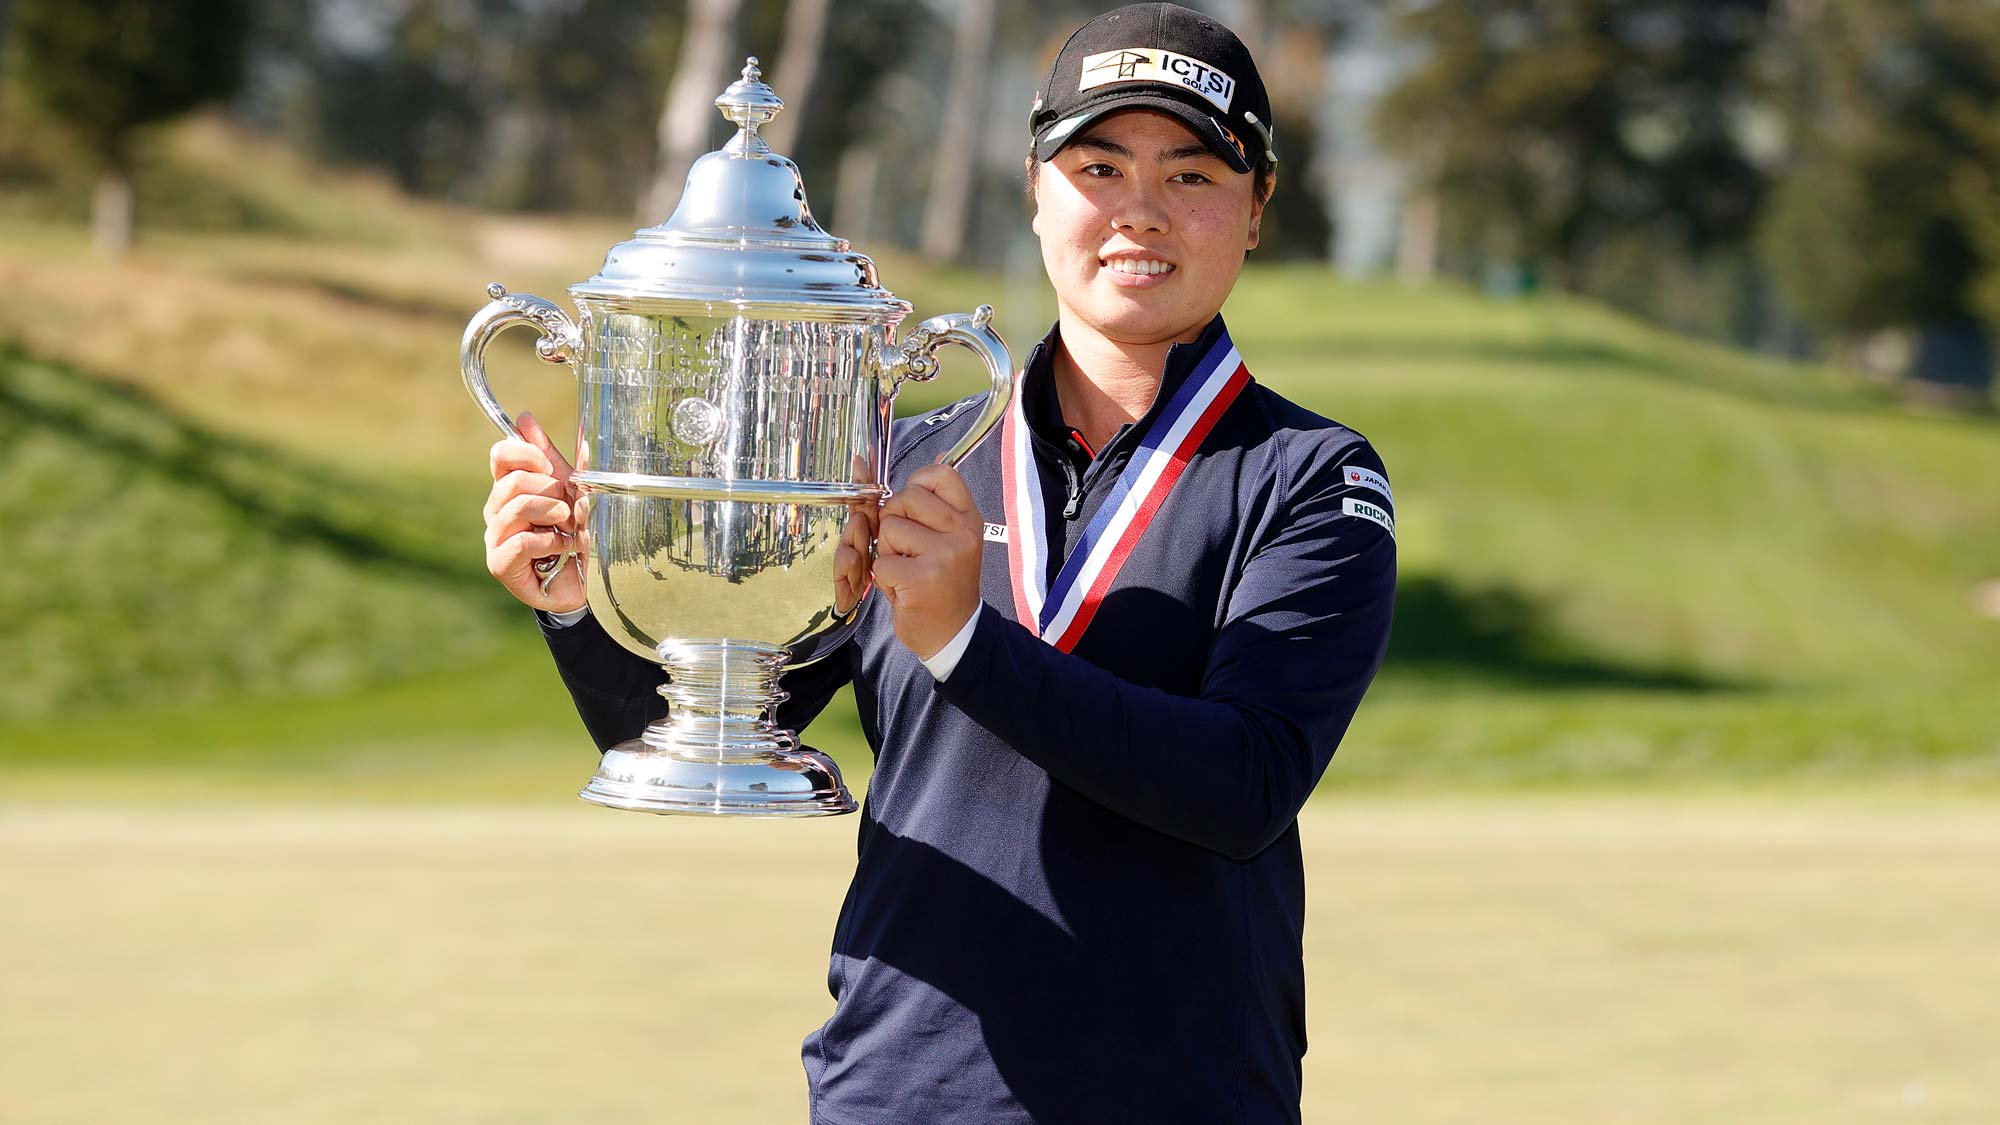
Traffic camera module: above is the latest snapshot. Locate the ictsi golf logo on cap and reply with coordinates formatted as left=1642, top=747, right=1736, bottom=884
left=1078, top=48, right=1236, bottom=112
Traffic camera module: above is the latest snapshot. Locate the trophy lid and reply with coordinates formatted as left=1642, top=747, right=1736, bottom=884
left=570, top=58, right=911, bottom=320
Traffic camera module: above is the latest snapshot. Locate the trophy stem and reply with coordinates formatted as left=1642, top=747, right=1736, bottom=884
left=580, top=641, right=857, bottom=817
left=648, top=641, right=794, bottom=762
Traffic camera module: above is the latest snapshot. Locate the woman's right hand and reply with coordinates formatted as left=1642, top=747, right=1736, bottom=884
left=483, top=411, right=585, bottom=613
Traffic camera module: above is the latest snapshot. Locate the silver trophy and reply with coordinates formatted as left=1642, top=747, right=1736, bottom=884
left=460, top=59, right=1012, bottom=816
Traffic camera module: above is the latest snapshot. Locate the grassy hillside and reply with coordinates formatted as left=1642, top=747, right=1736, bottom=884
left=0, top=344, right=515, bottom=718
left=2, top=120, right=1995, bottom=792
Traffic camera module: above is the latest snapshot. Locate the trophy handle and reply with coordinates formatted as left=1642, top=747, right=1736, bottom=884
left=460, top=282, right=584, bottom=591
left=884, top=305, right=1015, bottom=468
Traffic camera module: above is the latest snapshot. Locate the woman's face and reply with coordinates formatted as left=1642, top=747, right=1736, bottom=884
left=1030, top=109, right=1268, bottom=347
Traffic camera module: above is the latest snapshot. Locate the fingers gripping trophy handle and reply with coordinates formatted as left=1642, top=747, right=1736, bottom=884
left=887, top=305, right=1015, bottom=468
left=460, top=283, right=584, bottom=592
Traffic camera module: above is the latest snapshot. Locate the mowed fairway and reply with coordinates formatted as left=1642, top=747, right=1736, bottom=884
left=3, top=796, right=1994, bottom=1124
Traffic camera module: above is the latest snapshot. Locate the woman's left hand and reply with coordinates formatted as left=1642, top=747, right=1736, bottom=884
left=874, top=464, right=986, bottom=660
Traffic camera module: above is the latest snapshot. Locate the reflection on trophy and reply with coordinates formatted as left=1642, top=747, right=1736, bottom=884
left=458, top=59, right=1013, bottom=816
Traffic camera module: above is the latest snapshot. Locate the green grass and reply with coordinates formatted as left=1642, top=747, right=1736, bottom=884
left=3, top=122, right=1993, bottom=1125
left=0, top=344, right=517, bottom=720
left=2, top=129, right=1997, bottom=792
left=4, top=797, right=1995, bottom=1124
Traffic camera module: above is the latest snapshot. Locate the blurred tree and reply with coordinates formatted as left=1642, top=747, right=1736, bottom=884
left=760, top=0, right=829, bottom=156
left=239, top=0, right=825, bottom=217
left=6, top=0, right=252, bottom=254
left=643, top=0, right=742, bottom=223
left=920, top=0, right=995, bottom=263
left=790, top=0, right=931, bottom=238
left=1376, top=0, right=1771, bottom=291
left=1759, top=0, right=2000, bottom=398
left=303, top=0, right=492, bottom=202
left=1961, top=103, right=2000, bottom=358
left=1248, top=8, right=1334, bottom=261
left=488, top=0, right=679, bottom=214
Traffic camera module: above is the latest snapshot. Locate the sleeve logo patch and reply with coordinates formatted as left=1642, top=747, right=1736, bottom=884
left=1342, top=465, right=1393, bottom=502
left=983, top=522, right=1010, bottom=543
left=1078, top=49, right=1236, bottom=113
left=1342, top=497, right=1395, bottom=536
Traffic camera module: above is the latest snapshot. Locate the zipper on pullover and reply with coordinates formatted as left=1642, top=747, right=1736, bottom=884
left=1058, top=456, right=1084, bottom=520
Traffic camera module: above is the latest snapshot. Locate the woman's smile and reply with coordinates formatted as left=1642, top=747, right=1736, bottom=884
left=1032, top=109, right=1265, bottom=345
left=1100, top=251, right=1179, bottom=285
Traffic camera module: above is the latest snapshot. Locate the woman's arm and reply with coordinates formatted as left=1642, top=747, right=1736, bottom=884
left=934, top=457, right=1396, bottom=859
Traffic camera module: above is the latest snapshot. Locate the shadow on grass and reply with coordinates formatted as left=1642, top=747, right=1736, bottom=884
left=234, top=270, right=476, bottom=324
left=0, top=341, right=501, bottom=600
left=1389, top=574, right=1746, bottom=693
left=4, top=340, right=1744, bottom=700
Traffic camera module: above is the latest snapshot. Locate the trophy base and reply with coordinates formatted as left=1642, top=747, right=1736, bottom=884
left=580, top=742, right=858, bottom=817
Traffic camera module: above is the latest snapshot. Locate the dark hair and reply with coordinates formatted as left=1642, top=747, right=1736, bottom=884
left=1025, top=142, right=1274, bottom=206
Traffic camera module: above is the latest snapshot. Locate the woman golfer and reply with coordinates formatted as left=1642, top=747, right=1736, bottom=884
left=483, top=5, right=1395, bottom=1121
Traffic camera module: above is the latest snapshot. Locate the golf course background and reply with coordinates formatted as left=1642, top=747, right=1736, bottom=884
left=3, top=120, right=1996, bottom=794
left=3, top=119, right=1998, bottom=1122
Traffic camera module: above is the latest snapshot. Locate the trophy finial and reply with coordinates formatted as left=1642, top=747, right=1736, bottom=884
left=716, top=55, right=784, bottom=142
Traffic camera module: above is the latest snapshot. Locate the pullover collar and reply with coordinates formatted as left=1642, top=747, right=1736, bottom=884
left=1016, top=314, right=1231, bottom=462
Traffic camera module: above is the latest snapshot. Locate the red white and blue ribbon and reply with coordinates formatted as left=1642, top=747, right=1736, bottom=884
left=1000, top=329, right=1251, bottom=653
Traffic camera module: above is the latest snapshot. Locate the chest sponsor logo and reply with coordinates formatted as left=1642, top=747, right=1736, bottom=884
left=1342, top=497, right=1395, bottom=536
left=1342, top=465, right=1393, bottom=502
left=983, top=522, right=1010, bottom=544
left=923, top=402, right=967, bottom=427
left=1078, top=49, right=1236, bottom=113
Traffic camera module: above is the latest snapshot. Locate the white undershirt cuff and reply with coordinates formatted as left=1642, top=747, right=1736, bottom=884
left=920, top=608, right=982, bottom=681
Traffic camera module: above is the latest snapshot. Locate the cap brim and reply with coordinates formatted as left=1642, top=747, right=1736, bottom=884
left=1033, top=92, right=1254, bottom=175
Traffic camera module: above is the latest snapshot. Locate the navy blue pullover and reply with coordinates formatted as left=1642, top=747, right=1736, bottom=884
left=538, top=316, right=1397, bottom=1123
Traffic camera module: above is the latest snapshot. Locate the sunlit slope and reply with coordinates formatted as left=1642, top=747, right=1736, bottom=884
left=1197, top=273, right=2000, bottom=782
left=1224, top=270, right=2000, bottom=697
left=1, top=124, right=1994, bottom=783
left=0, top=344, right=516, bottom=720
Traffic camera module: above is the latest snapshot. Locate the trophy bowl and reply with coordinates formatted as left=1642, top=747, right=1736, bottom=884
left=459, top=60, right=1012, bottom=817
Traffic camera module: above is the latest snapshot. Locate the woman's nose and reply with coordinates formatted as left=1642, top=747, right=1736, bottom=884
left=1110, top=181, right=1169, bottom=234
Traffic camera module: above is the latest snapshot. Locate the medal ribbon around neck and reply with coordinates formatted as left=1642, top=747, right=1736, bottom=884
left=1000, top=329, right=1251, bottom=653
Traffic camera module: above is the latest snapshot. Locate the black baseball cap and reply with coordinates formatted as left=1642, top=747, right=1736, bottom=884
left=1030, top=3, right=1275, bottom=175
